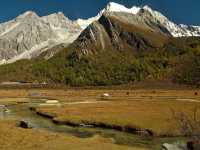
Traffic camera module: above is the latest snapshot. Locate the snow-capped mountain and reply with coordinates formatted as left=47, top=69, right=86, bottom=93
left=76, top=2, right=200, bottom=37
left=73, top=2, right=200, bottom=58
left=0, top=11, right=82, bottom=64
left=0, top=2, right=199, bottom=65
left=76, top=2, right=141, bottom=29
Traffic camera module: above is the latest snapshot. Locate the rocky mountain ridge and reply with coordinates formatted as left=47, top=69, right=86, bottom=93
left=76, top=2, right=200, bottom=37
left=0, top=2, right=199, bottom=64
left=0, top=11, right=82, bottom=64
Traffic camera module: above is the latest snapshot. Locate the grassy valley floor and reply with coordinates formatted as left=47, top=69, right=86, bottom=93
left=0, top=88, right=199, bottom=149
left=36, top=96, right=200, bottom=136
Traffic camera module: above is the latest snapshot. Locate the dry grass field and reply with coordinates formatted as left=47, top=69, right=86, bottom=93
left=9, top=88, right=197, bottom=136
left=37, top=99, right=200, bottom=136
left=0, top=88, right=199, bottom=102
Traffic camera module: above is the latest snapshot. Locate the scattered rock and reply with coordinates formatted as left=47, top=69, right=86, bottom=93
left=18, top=120, right=32, bottom=129
left=162, top=142, right=187, bottom=150
left=101, top=93, right=110, bottom=100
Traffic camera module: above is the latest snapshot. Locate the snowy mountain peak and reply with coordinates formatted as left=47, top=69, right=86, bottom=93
left=0, top=11, right=83, bottom=64
left=104, top=2, right=200, bottom=37
left=76, top=2, right=142, bottom=29
left=46, top=11, right=70, bottom=21
left=17, top=11, right=39, bottom=20
left=42, top=12, right=81, bottom=30
left=0, top=2, right=200, bottom=65
left=21, top=11, right=37, bottom=16
left=142, top=5, right=153, bottom=11
left=105, top=2, right=141, bottom=14
left=76, top=2, right=200, bottom=37
left=57, top=11, right=65, bottom=16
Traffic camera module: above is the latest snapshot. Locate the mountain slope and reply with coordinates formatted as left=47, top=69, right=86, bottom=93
left=0, top=11, right=82, bottom=64
left=74, top=12, right=170, bottom=57
left=0, top=2, right=200, bottom=87
left=0, top=36, right=200, bottom=86
left=76, top=2, right=200, bottom=37
left=0, top=16, right=200, bottom=86
left=74, top=2, right=200, bottom=59
left=0, top=2, right=199, bottom=65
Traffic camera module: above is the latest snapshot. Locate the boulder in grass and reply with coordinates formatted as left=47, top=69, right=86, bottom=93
left=162, top=142, right=187, bottom=150
left=100, top=93, right=110, bottom=100
left=18, top=120, right=32, bottom=129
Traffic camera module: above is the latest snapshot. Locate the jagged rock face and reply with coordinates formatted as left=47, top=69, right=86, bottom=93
left=0, top=12, right=55, bottom=54
left=39, top=43, right=67, bottom=60
left=137, top=6, right=200, bottom=37
left=42, top=12, right=81, bottom=42
left=76, top=2, right=200, bottom=38
left=0, top=11, right=82, bottom=64
left=105, top=11, right=170, bottom=36
left=42, top=12, right=75, bottom=29
left=74, top=2, right=200, bottom=57
left=74, top=13, right=169, bottom=57
left=74, top=2, right=199, bottom=57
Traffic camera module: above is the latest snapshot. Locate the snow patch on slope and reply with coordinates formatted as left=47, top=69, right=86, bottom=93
left=142, top=5, right=200, bottom=37
left=76, top=17, right=99, bottom=30
left=4, top=40, right=50, bottom=64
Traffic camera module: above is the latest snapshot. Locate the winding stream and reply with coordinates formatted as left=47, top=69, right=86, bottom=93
left=0, top=98, right=186, bottom=149
left=1, top=99, right=96, bottom=137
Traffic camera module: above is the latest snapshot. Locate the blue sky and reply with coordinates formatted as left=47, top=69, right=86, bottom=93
left=0, top=0, right=199, bottom=25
